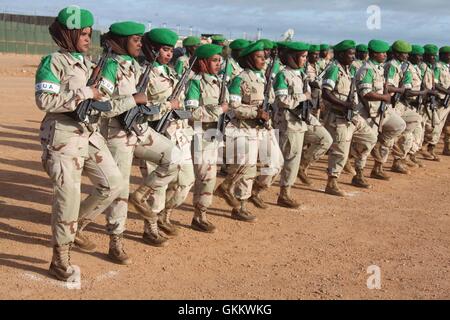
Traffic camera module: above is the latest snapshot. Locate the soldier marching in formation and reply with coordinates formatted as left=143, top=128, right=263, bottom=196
left=35, top=6, right=450, bottom=281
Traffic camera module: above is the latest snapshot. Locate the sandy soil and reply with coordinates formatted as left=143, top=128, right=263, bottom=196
left=0, top=54, right=449, bottom=300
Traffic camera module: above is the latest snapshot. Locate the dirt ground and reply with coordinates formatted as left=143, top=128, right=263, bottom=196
left=0, top=53, right=449, bottom=300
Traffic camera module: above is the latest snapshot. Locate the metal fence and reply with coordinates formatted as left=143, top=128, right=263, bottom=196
left=0, top=14, right=103, bottom=56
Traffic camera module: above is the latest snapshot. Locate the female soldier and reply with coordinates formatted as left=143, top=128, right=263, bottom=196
left=215, top=41, right=283, bottom=220
left=75, top=22, right=183, bottom=254
left=135, top=28, right=195, bottom=237
left=272, top=41, right=312, bottom=208
left=184, top=44, right=228, bottom=232
left=35, top=7, right=124, bottom=280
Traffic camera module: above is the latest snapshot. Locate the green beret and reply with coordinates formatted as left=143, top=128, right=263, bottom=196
left=229, top=39, right=250, bottom=50
left=110, top=21, right=145, bottom=37
left=392, top=40, right=412, bottom=53
left=276, top=41, right=289, bottom=49
left=257, top=39, right=274, bottom=50
left=240, top=41, right=265, bottom=57
left=57, top=6, right=94, bottom=29
left=147, top=28, right=178, bottom=47
left=333, top=40, right=356, bottom=52
left=356, top=44, right=368, bottom=52
left=424, top=44, right=438, bottom=55
left=368, top=39, right=390, bottom=53
left=194, top=44, right=223, bottom=59
left=285, top=41, right=310, bottom=52
left=211, top=35, right=226, bottom=44
left=439, top=46, right=450, bottom=54
left=309, top=44, right=320, bottom=52
left=320, top=44, right=330, bottom=51
left=182, top=36, right=200, bottom=47
left=411, top=45, right=425, bottom=55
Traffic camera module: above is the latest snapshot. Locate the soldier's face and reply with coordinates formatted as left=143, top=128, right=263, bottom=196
left=208, top=54, right=222, bottom=74
left=127, top=35, right=142, bottom=58
left=76, top=27, right=92, bottom=53
left=320, top=50, right=329, bottom=59
left=424, top=53, right=436, bottom=64
left=372, top=52, right=386, bottom=63
left=253, top=51, right=266, bottom=70
left=409, top=54, right=422, bottom=65
left=356, top=51, right=368, bottom=61
left=308, top=51, right=320, bottom=63
left=296, top=51, right=308, bottom=68
left=342, top=49, right=356, bottom=65
left=158, top=46, right=174, bottom=65
left=396, top=52, right=409, bottom=62
left=440, top=53, right=450, bottom=64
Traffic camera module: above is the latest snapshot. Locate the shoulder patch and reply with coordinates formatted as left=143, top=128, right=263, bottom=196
left=99, top=58, right=119, bottom=95
left=35, top=55, right=61, bottom=94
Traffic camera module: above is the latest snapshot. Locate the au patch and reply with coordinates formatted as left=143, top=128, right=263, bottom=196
left=35, top=82, right=60, bottom=94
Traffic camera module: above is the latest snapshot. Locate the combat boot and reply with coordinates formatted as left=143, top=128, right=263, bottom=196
left=48, top=243, right=76, bottom=282
left=214, top=180, right=239, bottom=208
left=391, top=159, right=411, bottom=174
left=277, top=186, right=300, bottom=208
left=142, top=219, right=169, bottom=247
left=231, top=201, right=257, bottom=222
left=191, top=207, right=216, bottom=233
left=157, top=209, right=179, bottom=236
left=74, top=219, right=96, bottom=252
left=297, top=159, right=313, bottom=186
left=351, top=168, right=372, bottom=189
left=443, top=143, right=450, bottom=156
left=108, top=234, right=132, bottom=265
left=325, top=176, right=346, bottom=197
left=249, top=183, right=268, bottom=209
left=370, top=161, right=391, bottom=181
left=409, top=153, right=424, bottom=168
left=343, top=159, right=357, bottom=175
left=427, top=144, right=441, bottom=162
left=404, top=154, right=419, bottom=168
left=129, top=185, right=153, bottom=217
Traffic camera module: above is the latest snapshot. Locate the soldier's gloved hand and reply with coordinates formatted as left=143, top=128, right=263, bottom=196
left=133, top=92, right=148, bottom=105
left=221, top=102, right=229, bottom=113
left=170, top=99, right=181, bottom=110
left=90, top=86, right=104, bottom=101
left=257, top=109, right=270, bottom=122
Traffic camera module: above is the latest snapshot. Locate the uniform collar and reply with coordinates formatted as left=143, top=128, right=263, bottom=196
left=153, top=61, right=170, bottom=76
left=203, top=73, right=219, bottom=84
left=60, top=51, right=87, bottom=70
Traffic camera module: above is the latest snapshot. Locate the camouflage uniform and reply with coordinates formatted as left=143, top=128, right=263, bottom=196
left=272, top=66, right=309, bottom=207
left=423, top=61, right=450, bottom=148
left=405, top=62, right=428, bottom=156
left=185, top=73, right=228, bottom=231
left=142, top=61, right=195, bottom=231
left=35, top=52, right=124, bottom=246
left=86, top=55, right=181, bottom=244
left=322, top=61, right=377, bottom=182
left=224, top=69, right=283, bottom=216
left=303, top=62, right=333, bottom=180
left=384, top=59, right=422, bottom=171
left=356, top=59, right=406, bottom=171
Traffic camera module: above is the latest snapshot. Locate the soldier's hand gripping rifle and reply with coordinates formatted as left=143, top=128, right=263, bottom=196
left=217, top=58, right=231, bottom=135
left=155, top=56, right=198, bottom=134
left=65, top=46, right=113, bottom=123
left=392, top=61, right=410, bottom=108
left=255, top=52, right=278, bottom=127
left=117, top=52, right=161, bottom=135
left=288, top=69, right=313, bottom=125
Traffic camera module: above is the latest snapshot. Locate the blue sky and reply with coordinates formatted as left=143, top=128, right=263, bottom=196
left=1, top=0, right=449, bottom=46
